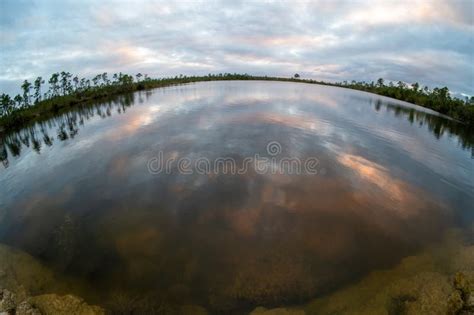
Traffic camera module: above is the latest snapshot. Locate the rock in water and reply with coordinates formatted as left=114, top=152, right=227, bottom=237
left=0, top=288, right=16, bottom=313
left=453, top=272, right=474, bottom=312
left=0, top=244, right=56, bottom=296
left=465, top=291, right=474, bottom=311
left=179, top=304, right=208, bottom=315
left=249, top=306, right=306, bottom=315
left=16, top=301, right=41, bottom=315
left=29, top=294, right=105, bottom=315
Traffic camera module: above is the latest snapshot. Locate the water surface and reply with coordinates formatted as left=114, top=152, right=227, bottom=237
left=0, top=81, right=473, bottom=312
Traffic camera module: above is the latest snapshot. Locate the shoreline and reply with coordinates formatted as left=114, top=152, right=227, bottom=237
left=1, top=75, right=472, bottom=133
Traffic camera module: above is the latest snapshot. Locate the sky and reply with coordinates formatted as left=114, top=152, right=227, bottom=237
left=1, top=0, right=473, bottom=97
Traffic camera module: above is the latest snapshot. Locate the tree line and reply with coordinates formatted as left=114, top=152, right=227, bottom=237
left=0, top=72, right=260, bottom=130
left=335, top=78, right=474, bottom=124
left=1, top=72, right=473, bottom=130
left=0, top=71, right=142, bottom=116
left=2, top=80, right=472, bottom=169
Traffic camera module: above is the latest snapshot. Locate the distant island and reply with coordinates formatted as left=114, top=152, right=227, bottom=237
left=1, top=72, right=473, bottom=131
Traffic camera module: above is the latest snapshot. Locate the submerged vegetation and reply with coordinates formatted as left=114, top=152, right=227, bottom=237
left=1, top=229, right=473, bottom=314
left=304, top=230, right=474, bottom=315
left=1, top=72, right=473, bottom=132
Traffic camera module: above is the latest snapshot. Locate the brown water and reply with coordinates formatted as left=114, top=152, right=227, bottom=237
left=0, top=81, right=473, bottom=313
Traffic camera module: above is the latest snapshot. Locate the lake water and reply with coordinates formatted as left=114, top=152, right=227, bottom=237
left=0, top=81, right=473, bottom=313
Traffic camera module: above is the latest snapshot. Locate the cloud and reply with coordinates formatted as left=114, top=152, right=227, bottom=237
left=0, top=0, right=472, bottom=96
left=332, top=0, right=473, bottom=30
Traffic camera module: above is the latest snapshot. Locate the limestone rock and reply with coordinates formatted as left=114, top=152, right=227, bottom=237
left=454, top=272, right=474, bottom=294
left=179, top=304, right=208, bottom=315
left=16, top=301, right=41, bottom=315
left=0, top=244, right=56, bottom=296
left=249, top=306, right=305, bottom=315
left=453, top=272, right=474, bottom=312
left=29, top=294, right=105, bottom=315
left=466, top=291, right=474, bottom=309
left=447, top=290, right=463, bottom=315
left=0, top=289, right=16, bottom=313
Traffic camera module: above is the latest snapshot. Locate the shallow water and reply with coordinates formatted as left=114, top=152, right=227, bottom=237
left=0, top=81, right=473, bottom=312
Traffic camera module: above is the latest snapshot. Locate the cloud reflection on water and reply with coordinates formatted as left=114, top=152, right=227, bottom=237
left=0, top=81, right=471, bottom=311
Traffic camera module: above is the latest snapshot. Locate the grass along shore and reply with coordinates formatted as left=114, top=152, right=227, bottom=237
left=1, top=73, right=473, bottom=132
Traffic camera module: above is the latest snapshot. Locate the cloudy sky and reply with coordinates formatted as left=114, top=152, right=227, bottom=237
left=1, top=0, right=473, bottom=97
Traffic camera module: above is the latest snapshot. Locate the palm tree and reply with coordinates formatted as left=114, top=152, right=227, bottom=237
left=79, top=78, right=86, bottom=91
left=34, top=77, right=45, bottom=104
left=0, top=93, right=13, bottom=116
left=49, top=73, right=60, bottom=97
left=73, top=76, right=79, bottom=91
left=92, top=75, right=101, bottom=87
left=136, top=73, right=143, bottom=82
left=112, top=73, right=118, bottom=85
left=13, top=94, right=23, bottom=109
left=377, top=78, right=384, bottom=87
left=21, top=80, right=32, bottom=108
left=101, top=73, right=109, bottom=86
left=60, top=71, right=72, bottom=95
left=397, top=81, right=406, bottom=89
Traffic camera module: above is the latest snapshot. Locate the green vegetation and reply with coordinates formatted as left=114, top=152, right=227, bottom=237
left=1, top=72, right=473, bottom=132
left=335, top=78, right=474, bottom=125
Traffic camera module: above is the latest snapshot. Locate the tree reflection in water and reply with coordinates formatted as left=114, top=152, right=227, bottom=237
left=0, top=91, right=153, bottom=168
